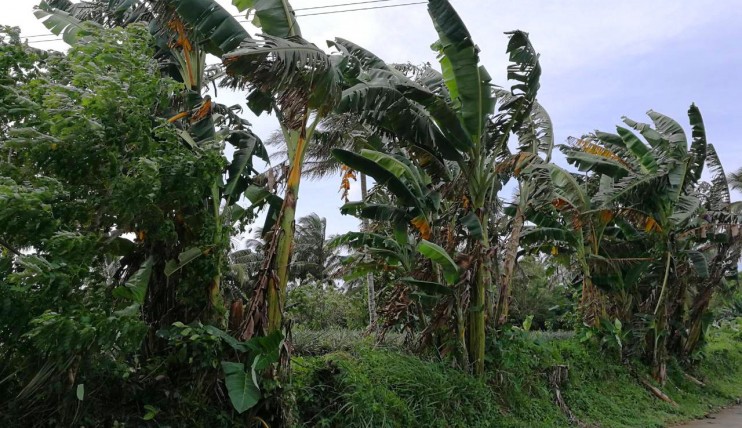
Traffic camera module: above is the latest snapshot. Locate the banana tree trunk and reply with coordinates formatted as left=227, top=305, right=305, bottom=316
left=267, top=115, right=312, bottom=333
left=467, top=210, right=490, bottom=376
left=495, top=203, right=525, bottom=326
left=651, top=250, right=673, bottom=383
left=360, top=173, right=377, bottom=329
left=683, top=285, right=713, bottom=356
left=577, top=241, right=600, bottom=327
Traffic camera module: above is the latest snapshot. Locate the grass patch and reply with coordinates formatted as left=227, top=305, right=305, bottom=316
left=291, top=320, right=742, bottom=427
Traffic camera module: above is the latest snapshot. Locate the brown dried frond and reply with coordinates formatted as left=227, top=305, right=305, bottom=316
left=571, top=137, right=630, bottom=167
left=339, top=165, right=356, bottom=202
left=190, top=96, right=212, bottom=122
left=618, top=208, right=663, bottom=233
left=410, top=215, right=431, bottom=240
left=167, top=17, right=196, bottom=87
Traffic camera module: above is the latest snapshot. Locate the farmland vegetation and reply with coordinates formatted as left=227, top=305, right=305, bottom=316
left=1, top=1, right=741, bottom=426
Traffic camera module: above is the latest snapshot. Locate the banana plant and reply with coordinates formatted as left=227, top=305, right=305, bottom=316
left=521, top=163, right=616, bottom=327
left=555, top=104, right=742, bottom=381
left=494, top=92, right=553, bottom=326
left=332, top=0, right=543, bottom=374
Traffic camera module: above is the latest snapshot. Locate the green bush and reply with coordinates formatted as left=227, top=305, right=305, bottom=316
left=291, top=323, right=742, bottom=427
left=286, top=283, right=368, bottom=330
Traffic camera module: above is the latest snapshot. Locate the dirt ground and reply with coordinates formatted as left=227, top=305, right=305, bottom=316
left=676, top=404, right=742, bottom=428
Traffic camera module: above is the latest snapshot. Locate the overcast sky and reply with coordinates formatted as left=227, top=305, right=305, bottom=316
left=9, top=0, right=742, bottom=238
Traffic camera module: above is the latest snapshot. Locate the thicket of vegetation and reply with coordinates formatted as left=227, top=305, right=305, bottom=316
left=1, top=0, right=741, bottom=427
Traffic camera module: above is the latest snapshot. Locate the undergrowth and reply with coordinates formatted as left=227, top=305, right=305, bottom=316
left=291, top=320, right=742, bottom=427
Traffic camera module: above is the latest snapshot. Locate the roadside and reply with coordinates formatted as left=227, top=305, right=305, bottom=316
left=676, top=403, right=742, bottom=427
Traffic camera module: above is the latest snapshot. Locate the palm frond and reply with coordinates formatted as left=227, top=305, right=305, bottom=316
left=706, top=144, right=731, bottom=210
left=223, top=35, right=343, bottom=119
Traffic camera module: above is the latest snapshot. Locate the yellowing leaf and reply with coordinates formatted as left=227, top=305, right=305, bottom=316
left=411, top=216, right=431, bottom=240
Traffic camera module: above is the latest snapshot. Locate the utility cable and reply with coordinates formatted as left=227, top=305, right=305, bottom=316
left=21, top=0, right=425, bottom=40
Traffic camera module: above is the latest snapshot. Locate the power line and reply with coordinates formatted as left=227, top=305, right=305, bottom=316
left=236, top=0, right=424, bottom=22
left=22, top=0, right=422, bottom=40
left=297, top=1, right=425, bottom=17
left=288, top=0, right=408, bottom=12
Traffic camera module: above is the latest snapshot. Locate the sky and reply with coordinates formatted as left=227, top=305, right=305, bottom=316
left=8, top=0, right=742, bottom=238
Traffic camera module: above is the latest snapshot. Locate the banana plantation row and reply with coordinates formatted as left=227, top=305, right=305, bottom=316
left=1, top=0, right=740, bottom=425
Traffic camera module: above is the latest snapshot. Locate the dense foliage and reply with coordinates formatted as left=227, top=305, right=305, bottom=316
left=0, top=0, right=740, bottom=426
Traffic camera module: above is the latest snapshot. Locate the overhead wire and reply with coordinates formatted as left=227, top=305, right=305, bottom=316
left=21, top=0, right=426, bottom=43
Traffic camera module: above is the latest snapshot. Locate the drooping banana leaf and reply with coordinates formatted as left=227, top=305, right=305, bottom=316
left=332, top=37, right=388, bottom=71
left=232, top=0, right=301, bottom=38
left=647, top=109, right=688, bottom=156
left=332, top=149, right=422, bottom=211
left=669, top=194, right=701, bottom=226
left=224, top=129, right=265, bottom=203
left=337, top=79, right=461, bottom=160
left=223, top=35, right=343, bottom=115
left=684, top=250, right=709, bottom=279
left=162, top=0, right=250, bottom=57
left=34, top=1, right=95, bottom=44
left=416, top=239, right=459, bottom=284
left=339, top=202, right=408, bottom=223
left=495, top=31, right=542, bottom=135
left=621, top=116, right=666, bottom=151
left=563, top=149, right=630, bottom=179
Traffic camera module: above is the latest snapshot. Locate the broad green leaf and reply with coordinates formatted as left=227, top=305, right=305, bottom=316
left=686, top=103, right=707, bottom=189
left=221, top=361, right=261, bottom=414
left=113, top=257, right=153, bottom=304
left=622, top=116, right=666, bottom=149
left=233, top=0, right=302, bottom=38
left=401, top=277, right=453, bottom=295
left=223, top=35, right=341, bottom=113
left=203, top=325, right=250, bottom=353
left=76, top=384, right=84, bottom=401
left=247, top=330, right=283, bottom=371
left=669, top=195, right=700, bottom=225
left=332, top=149, right=421, bottom=210
left=168, top=0, right=250, bottom=56
left=224, top=131, right=261, bottom=202
left=459, top=212, right=483, bottom=241
left=616, top=126, right=657, bottom=173
left=416, top=239, right=459, bottom=284
left=332, top=37, right=388, bottom=70
left=164, top=247, right=203, bottom=277
left=361, top=150, right=427, bottom=196
left=34, top=1, right=92, bottom=44
left=340, top=202, right=407, bottom=223
left=705, top=144, right=731, bottom=210
left=428, top=0, right=493, bottom=142
left=337, top=80, right=462, bottom=161
left=143, top=405, right=158, bottom=421
left=564, top=150, right=630, bottom=179
left=685, top=250, right=709, bottom=279
left=647, top=109, right=688, bottom=154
